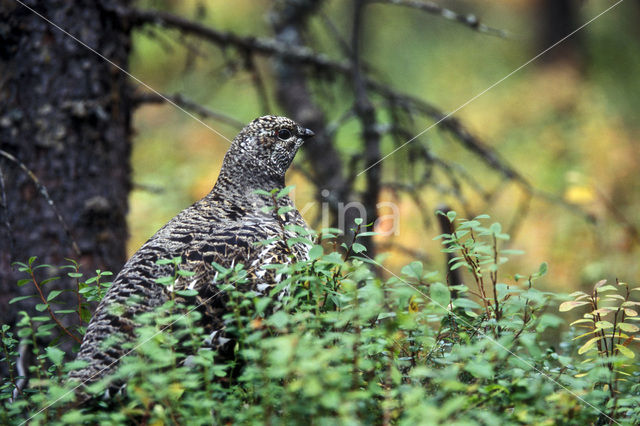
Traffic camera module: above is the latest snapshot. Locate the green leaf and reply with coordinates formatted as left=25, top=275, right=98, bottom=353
left=615, top=344, right=635, bottom=359
left=308, top=245, right=323, bottom=261
left=357, top=231, right=378, bottom=237
left=210, top=262, right=231, bottom=274
left=287, top=237, right=314, bottom=248
left=31, top=316, right=50, bottom=322
left=284, top=224, right=314, bottom=236
left=254, top=189, right=273, bottom=196
left=446, top=211, right=456, bottom=222
left=453, top=298, right=481, bottom=310
left=595, top=321, right=613, bottom=330
left=354, top=218, right=363, bottom=225
left=593, top=279, right=607, bottom=289
left=9, top=295, right=35, bottom=304
left=41, top=277, right=61, bottom=286
left=401, top=261, right=423, bottom=280
left=351, top=243, right=366, bottom=254
left=538, top=262, right=548, bottom=276
left=489, top=222, right=502, bottom=234
left=175, top=289, right=198, bottom=297
left=47, top=290, right=63, bottom=302
left=268, top=311, right=289, bottom=330
left=155, top=276, right=174, bottom=285
left=276, top=186, right=294, bottom=199
left=80, top=307, right=92, bottom=323
left=35, top=303, right=48, bottom=312
left=595, top=285, right=618, bottom=293
left=46, top=346, right=65, bottom=366
left=17, top=279, right=31, bottom=287
left=177, top=269, right=196, bottom=277
left=277, top=206, right=294, bottom=215
left=255, top=298, right=271, bottom=315
left=67, top=272, right=83, bottom=278
left=430, top=282, right=450, bottom=312
left=465, top=359, right=493, bottom=379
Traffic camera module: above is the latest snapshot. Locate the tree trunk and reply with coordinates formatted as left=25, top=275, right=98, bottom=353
left=0, top=0, right=132, bottom=332
left=271, top=0, right=376, bottom=257
left=536, top=0, right=582, bottom=65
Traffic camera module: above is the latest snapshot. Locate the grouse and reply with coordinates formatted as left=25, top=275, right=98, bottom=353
left=69, top=115, right=314, bottom=388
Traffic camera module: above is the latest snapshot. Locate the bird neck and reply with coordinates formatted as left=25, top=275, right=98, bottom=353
left=207, top=160, right=287, bottom=208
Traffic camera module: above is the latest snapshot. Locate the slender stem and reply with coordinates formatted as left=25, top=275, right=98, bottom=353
left=29, top=269, right=81, bottom=344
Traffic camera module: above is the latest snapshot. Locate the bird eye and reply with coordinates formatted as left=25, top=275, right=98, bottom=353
left=277, top=129, right=292, bottom=140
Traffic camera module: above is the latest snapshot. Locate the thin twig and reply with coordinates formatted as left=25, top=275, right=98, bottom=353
left=28, top=267, right=82, bottom=344
left=368, top=0, right=511, bottom=38
left=132, top=92, right=245, bottom=129
left=127, top=7, right=350, bottom=72
left=129, top=5, right=595, bottom=225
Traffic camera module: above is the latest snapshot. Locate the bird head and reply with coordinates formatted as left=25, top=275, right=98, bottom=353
left=226, top=115, right=315, bottom=181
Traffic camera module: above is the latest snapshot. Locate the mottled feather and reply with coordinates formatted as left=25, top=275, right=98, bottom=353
left=69, top=116, right=314, bottom=386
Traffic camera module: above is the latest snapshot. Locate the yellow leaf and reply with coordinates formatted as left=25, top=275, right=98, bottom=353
left=168, top=382, right=185, bottom=399
left=559, top=300, right=590, bottom=312
left=578, top=336, right=600, bottom=354
left=408, top=296, right=419, bottom=313
left=615, top=344, right=635, bottom=359
left=618, top=323, right=639, bottom=333
left=565, top=185, right=595, bottom=204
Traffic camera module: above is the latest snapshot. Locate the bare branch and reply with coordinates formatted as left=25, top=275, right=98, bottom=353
left=128, top=6, right=520, bottom=185
left=352, top=0, right=381, bottom=257
left=132, top=92, right=244, bottom=129
left=127, top=7, right=350, bottom=73
left=368, top=0, right=511, bottom=38
left=129, top=5, right=593, bottom=225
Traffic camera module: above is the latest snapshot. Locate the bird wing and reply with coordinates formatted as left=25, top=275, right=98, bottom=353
left=69, top=204, right=297, bottom=385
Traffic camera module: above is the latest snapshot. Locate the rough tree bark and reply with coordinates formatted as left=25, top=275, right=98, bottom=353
left=0, top=0, right=132, bottom=331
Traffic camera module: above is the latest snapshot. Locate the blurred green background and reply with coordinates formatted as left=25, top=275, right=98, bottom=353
left=128, top=0, right=640, bottom=293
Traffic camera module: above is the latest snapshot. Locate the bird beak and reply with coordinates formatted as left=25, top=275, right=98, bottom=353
left=300, top=127, right=315, bottom=140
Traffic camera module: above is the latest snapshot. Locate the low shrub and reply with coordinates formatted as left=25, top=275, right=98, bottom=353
left=1, top=213, right=639, bottom=424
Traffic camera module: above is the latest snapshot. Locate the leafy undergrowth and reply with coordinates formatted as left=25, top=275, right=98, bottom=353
left=1, top=213, right=639, bottom=425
